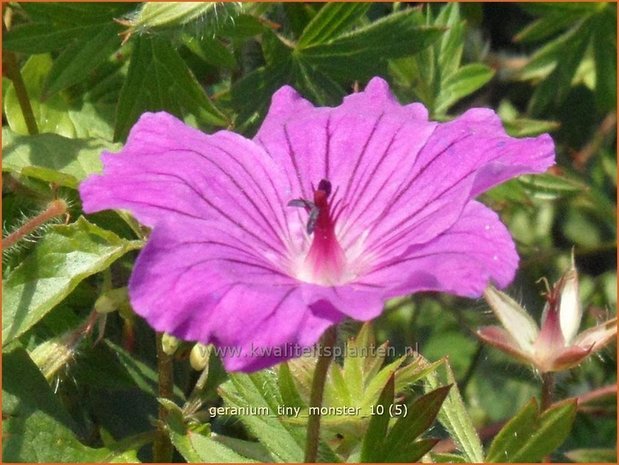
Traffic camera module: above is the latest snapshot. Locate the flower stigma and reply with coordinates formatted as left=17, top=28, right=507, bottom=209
left=288, top=179, right=347, bottom=286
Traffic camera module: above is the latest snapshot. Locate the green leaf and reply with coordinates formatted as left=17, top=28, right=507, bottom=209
left=2, top=127, right=119, bottom=188
left=435, top=63, right=494, bottom=114
left=19, top=3, right=134, bottom=24
left=486, top=398, right=538, bottom=462
left=381, top=386, right=451, bottom=462
left=220, top=370, right=339, bottom=463
left=219, top=371, right=305, bottom=462
left=527, top=19, right=594, bottom=115
left=360, top=374, right=394, bottom=462
left=3, top=23, right=101, bottom=54
left=511, top=399, right=577, bottom=462
left=383, top=438, right=439, bottom=463
left=4, top=54, right=73, bottom=137
left=169, top=420, right=259, bottom=464
left=2, top=217, right=143, bottom=345
left=300, top=8, right=444, bottom=81
left=114, top=36, right=228, bottom=141
left=592, top=12, right=617, bottom=113
left=278, top=362, right=306, bottom=409
left=486, top=398, right=577, bottom=462
left=423, top=358, right=484, bottom=463
left=124, top=2, right=239, bottom=33
left=297, top=2, right=371, bottom=48
left=435, top=2, right=465, bottom=79
left=2, top=346, right=143, bottom=462
left=4, top=3, right=133, bottom=54
left=44, top=22, right=121, bottom=97
left=184, top=36, right=237, bottom=69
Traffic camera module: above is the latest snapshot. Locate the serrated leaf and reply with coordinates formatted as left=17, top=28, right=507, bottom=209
left=360, top=374, right=394, bottom=462
left=297, top=2, right=371, bottom=48
left=3, top=23, right=101, bottom=54
left=527, top=19, right=594, bottom=115
left=301, top=8, right=444, bottom=81
left=487, top=398, right=577, bottom=462
left=220, top=370, right=339, bottom=463
left=2, top=127, right=119, bottom=188
left=383, top=385, right=451, bottom=457
left=20, top=3, right=134, bottom=24
left=2, top=346, right=143, bottom=462
left=124, top=2, right=239, bottom=33
left=219, top=371, right=305, bottom=462
left=516, top=16, right=573, bottom=44
left=435, top=63, right=494, bottom=114
left=114, top=36, right=228, bottom=141
left=435, top=3, right=465, bottom=79
left=423, top=358, right=484, bottom=463
left=2, top=217, right=143, bottom=344
left=44, top=22, right=121, bottom=97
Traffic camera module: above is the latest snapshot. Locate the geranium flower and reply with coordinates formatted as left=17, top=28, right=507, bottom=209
left=79, top=77, right=555, bottom=371
left=479, top=257, right=617, bottom=372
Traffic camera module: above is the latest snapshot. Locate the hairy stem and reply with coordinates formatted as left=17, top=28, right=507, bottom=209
left=304, top=326, right=337, bottom=463
left=540, top=372, right=555, bottom=411
left=2, top=22, right=39, bottom=135
left=153, top=332, right=174, bottom=462
left=2, top=199, right=67, bottom=250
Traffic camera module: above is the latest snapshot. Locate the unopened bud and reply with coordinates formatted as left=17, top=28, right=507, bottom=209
left=161, top=333, right=180, bottom=356
left=189, top=343, right=211, bottom=371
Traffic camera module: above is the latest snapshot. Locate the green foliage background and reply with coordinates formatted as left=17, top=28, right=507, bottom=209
left=2, top=2, right=616, bottom=463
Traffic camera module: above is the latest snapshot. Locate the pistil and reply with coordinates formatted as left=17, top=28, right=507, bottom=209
left=289, top=180, right=346, bottom=285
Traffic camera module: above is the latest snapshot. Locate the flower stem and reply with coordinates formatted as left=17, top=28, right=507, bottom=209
left=2, top=199, right=67, bottom=250
left=153, top=332, right=174, bottom=462
left=304, top=326, right=337, bottom=463
left=2, top=22, right=39, bottom=136
left=540, top=372, right=555, bottom=411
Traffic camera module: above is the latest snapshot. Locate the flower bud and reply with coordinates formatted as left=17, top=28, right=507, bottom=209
left=161, top=333, right=180, bottom=356
left=190, top=343, right=211, bottom=371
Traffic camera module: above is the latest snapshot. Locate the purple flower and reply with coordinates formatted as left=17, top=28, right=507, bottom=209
left=79, top=77, right=555, bottom=372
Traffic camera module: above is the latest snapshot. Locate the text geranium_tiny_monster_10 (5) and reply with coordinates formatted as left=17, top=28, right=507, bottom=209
left=79, top=77, right=555, bottom=372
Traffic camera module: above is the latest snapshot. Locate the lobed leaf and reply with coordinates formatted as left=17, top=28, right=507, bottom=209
left=486, top=398, right=577, bottom=462
left=114, top=36, right=228, bottom=141
left=297, top=2, right=371, bottom=48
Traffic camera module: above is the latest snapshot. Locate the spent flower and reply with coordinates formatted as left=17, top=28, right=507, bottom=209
left=80, top=77, right=555, bottom=371
left=479, top=256, right=617, bottom=373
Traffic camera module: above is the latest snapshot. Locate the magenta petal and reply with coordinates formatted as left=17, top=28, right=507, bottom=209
left=79, top=112, right=294, bottom=257
left=363, top=201, right=519, bottom=297
left=255, top=77, right=554, bottom=263
left=128, top=221, right=344, bottom=371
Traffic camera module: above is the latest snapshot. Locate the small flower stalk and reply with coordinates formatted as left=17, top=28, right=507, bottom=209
left=478, top=256, right=617, bottom=373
